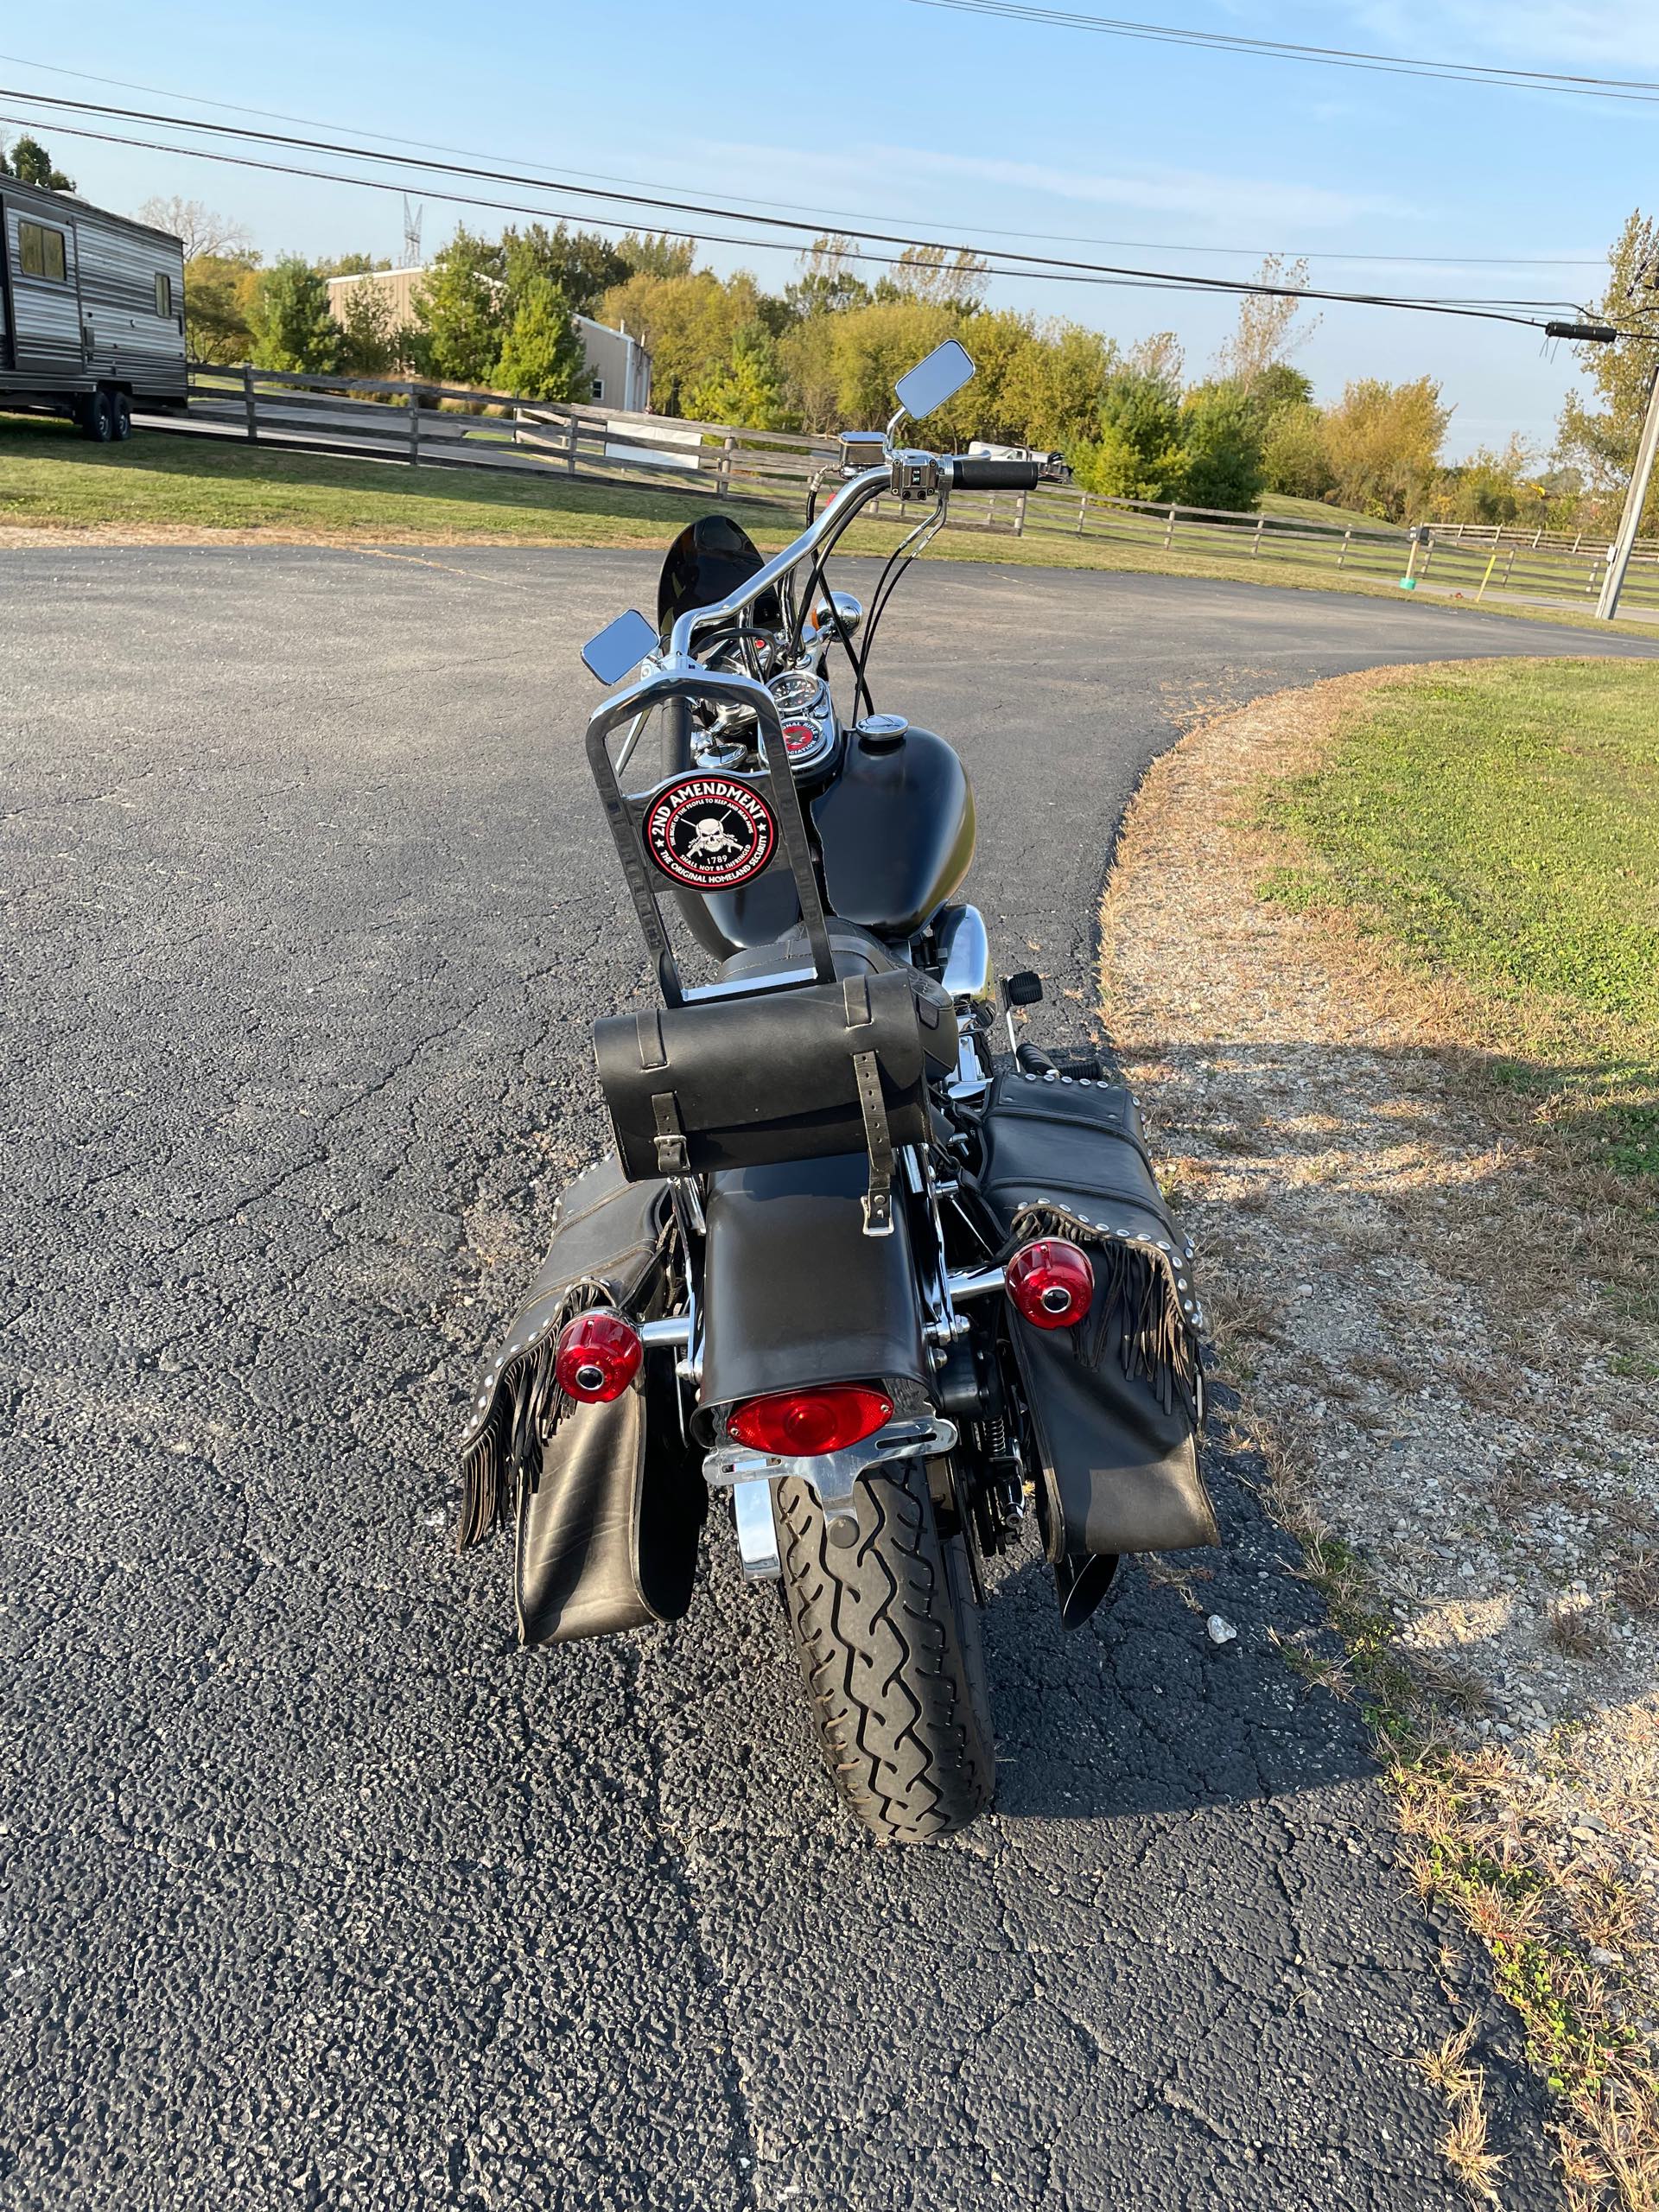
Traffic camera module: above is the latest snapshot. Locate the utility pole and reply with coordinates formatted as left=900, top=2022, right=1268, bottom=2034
left=1596, top=360, right=1659, bottom=620
left=1595, top=250, right=1659, bottom=623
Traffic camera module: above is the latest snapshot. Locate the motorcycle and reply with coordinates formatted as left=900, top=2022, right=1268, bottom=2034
left=458, top=342, right=1216, bottom=1842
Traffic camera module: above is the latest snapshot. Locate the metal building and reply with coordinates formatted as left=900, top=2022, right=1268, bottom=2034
left=0, top=176, right=187, bottom=437
left=324, top=268, right=652, bottom=410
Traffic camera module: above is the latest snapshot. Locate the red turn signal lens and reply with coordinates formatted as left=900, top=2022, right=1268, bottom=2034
left=728, top=1384, right=893, bottom=1458
left=554, top=1311, right=643, bottom=1403
left=1006, top=1238, right=1095, bottom=1330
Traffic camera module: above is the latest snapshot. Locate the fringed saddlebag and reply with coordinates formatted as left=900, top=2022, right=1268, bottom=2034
left=455, top=1156, right=705, bottom=1643
left=971, top=1069, right=1216, bottom=1623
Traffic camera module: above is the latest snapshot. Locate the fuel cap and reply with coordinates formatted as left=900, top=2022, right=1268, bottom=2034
left=857, top=714, right=909, bottom=751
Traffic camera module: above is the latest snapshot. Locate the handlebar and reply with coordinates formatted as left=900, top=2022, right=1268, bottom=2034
left=944, top=457, right=1044, bottom=493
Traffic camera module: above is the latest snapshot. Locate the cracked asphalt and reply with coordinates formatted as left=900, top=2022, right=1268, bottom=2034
left=7, top=543, right=1656, bottom=2212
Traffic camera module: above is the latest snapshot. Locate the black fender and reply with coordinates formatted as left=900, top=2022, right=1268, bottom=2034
left=695, top=1153, right=931, bottom=1432
left=456, top=1156, right=706, bottom=1644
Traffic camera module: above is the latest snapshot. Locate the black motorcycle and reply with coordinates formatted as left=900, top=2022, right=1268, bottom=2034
left=459, top=342, right=1215, bottom=1842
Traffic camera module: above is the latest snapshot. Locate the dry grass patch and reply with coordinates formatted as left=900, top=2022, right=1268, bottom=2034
left=1102, top=662, right=1659, bottom=2204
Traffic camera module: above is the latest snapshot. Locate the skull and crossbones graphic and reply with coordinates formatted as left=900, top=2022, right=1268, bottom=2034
left=681, top=814, right=746, bottom=867
left=643, top=774, right=778, bottom=890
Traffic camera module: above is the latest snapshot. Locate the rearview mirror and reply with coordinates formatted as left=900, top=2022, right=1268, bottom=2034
left=894, top=340, right=975, bottom=425
left=581, top=608, right=658, bottom=685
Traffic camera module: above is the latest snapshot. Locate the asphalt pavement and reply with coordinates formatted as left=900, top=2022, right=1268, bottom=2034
left=6, top=547, right=1655, bottom=2212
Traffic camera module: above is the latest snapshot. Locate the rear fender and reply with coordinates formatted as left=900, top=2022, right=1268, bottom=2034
left=696, top=1154, right=931, bottom=1433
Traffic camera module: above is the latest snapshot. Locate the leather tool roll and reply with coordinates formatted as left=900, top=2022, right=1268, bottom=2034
left=594, top=967, right=955, bottom=1183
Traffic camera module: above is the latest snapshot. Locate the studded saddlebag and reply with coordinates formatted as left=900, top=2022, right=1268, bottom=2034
left=973, top=1069, right=1217, bottom=1625
left=455, top=1157, right=707, bottom=1644
left=594, top=966, right=954, bottom=1232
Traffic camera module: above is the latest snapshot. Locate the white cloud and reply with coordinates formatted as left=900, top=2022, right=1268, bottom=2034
left=1281, top=1, right=1659, bottom=72
left=688, top=137, right=1415, bottom=235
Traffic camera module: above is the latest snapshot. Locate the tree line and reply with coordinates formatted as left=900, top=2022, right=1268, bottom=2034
left=9, top=139, right=1651, bottom=533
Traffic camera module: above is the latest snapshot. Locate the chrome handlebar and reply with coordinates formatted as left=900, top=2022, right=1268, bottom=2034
left=664, top=463, right=899, bottom=667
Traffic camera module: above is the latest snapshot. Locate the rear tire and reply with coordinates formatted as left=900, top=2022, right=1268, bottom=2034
left=110, top=390, right=132, bottom=441
left=777, top=1456, right=995, bottom=1842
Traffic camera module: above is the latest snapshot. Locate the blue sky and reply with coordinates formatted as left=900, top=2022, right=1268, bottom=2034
left=3, top=0, right=1652, bottom=459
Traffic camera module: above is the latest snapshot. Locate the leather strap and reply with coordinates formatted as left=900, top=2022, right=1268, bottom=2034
left=852, top=1050, right=893, bottom=1236
left=652, top=1091, right=689, bottom=1174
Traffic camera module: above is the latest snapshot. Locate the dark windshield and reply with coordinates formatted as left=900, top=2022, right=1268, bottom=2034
left=657, top=514, right=782, bottom=642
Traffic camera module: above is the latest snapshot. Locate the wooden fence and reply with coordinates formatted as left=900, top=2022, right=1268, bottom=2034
left=172, top=364, right=1659, bottom=614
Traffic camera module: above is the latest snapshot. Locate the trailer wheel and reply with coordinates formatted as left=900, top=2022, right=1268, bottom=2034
left=78, top=390, right=114, bottom=442
left=110, top=391, right=132, bottom=441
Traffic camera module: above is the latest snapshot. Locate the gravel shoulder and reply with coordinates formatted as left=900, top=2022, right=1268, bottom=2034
left=1101, top=665, right=1659, bottom=2204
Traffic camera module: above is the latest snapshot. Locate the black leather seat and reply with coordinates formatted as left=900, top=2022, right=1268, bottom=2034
left=717, top=918, right=902, bottom=986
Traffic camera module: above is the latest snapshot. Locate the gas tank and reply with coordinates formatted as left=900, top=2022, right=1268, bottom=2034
left=682, top=723, right=976, bottom=954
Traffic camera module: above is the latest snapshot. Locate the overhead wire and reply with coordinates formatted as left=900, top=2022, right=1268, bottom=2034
left=0, top=47, right=1605, bottom=270
left=0, top=87, right=1595, bottom=328
left=899, top=0, right=1659, bottom=105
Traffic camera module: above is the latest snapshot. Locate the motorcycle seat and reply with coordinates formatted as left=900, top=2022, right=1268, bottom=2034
left=716, top=919, right=901, bottom=988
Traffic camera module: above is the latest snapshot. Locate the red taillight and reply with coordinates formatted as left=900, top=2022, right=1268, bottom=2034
left=728, top=1384, right=893, bottom=1458
left=555, top=1310, right=643, bottom=1402
left=1006, top=1238, right=1095, bottom=1330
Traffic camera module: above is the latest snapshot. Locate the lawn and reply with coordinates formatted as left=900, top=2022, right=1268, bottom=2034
left=1262, top=659, right=1659, bottom=1178
left=1259, top=491, right=1404, bottom=534
left=3, top=415, right=1655, bottom=640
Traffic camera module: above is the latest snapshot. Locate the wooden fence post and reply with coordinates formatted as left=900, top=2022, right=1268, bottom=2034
left=1076, top=492, right=1087, bottom=537
left=1338, top=528, right=1351, bottom=569
left=242, top=362, right=258, bottom=444
left=718, top=434, right=734, bottom=502
left=1503, top=548, right=1517, bottom=589
left=566, top=408, right=578, bottom=474
left=1164, top=504, right=1177, bottom=550
left=406, top=382, right=420, bottom=467
left=1014, top=490, right=1027, bottom=537
left=1251, top=516, right=1265, bottom=557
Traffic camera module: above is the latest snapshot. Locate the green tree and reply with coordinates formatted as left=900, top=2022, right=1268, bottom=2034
left=1555, top=208, right=1659, bottom=531
left=0, top=135, right=74, bottom=191
left=685, top=321, right=792, bottom=429
left=1175, top=380, right=1266, bottom=510
left=183, top=252, right=262, bottom=365
left=615, top=232, right=697, bottom=280
left=1071, top=369, right=1185, bottom=501
left=880, top=245, right=990, bottom=314
left=251, top=258, right=341, bottom=373
left=410, top=228, right=508, bottom=385
left=502, top=225, right=631, bottom=317
left=335, top=281, right=400, bottom=377
left=785, top=236, right=872, bottom=321
left=1321, top=376, right=1450, bottom=520
left=598, top=267, right=766, bottom=414
left=494, top=276, right=583, bottom=400
left=1260, top=402, right=1333, bottom=501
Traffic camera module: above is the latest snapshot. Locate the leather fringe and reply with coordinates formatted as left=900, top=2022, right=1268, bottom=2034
left=454, top=1275, right=611, bottom=1554
left=1008, top=1203, right=1200, bottom=1422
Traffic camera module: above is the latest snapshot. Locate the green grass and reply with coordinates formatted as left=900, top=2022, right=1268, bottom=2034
left=1259, top=491, right=1406, bottom=534
left=1262, top=659, right=1659, bottom=1178
left=3, top=415, right=1656, bottom=642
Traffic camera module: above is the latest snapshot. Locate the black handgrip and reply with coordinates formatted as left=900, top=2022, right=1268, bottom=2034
left=945, top=456, right=1044, bottom=492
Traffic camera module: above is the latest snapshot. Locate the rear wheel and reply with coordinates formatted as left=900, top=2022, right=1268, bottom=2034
left=777, top=1456, right=995, bottom=1842
left=109, top=390, right=132, bottom=441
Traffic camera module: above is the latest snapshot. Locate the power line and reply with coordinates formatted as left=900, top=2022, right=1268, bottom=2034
left=0, top=86, right=1588, bottom=329
left=0, top=49, right=1605, bottom=270
left=900, top=0, right=1659, bottom=105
